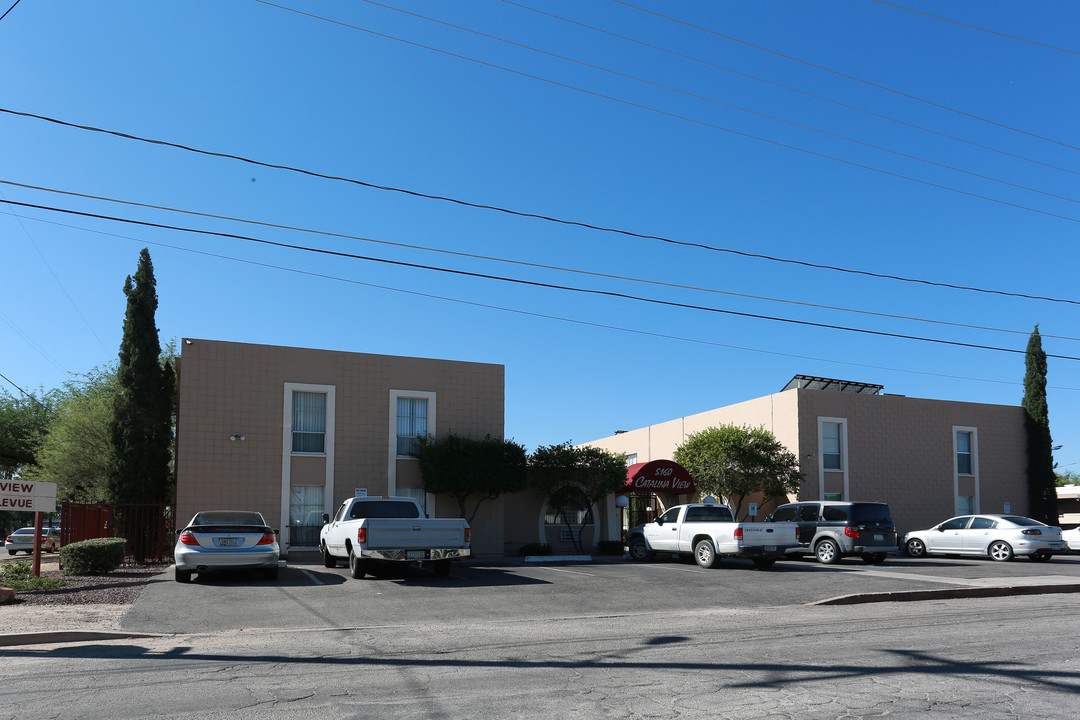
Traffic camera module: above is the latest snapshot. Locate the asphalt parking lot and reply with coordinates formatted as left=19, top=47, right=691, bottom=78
left=112, top=550, right=1080, bottom=637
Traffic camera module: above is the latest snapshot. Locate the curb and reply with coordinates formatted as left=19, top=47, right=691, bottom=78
left=812, top=582, right=1080, bottom=606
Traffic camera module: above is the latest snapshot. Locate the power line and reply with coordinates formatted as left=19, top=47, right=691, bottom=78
left=5, top=195, right=1080, bottom=361
left=612, top=0, right=1080, bottom=153
left=22, top=209, right=1080, bottom=393
left=361, top=0, right=1080, bottom=207
left=499, top=0, right=1080, bottom=179
left=6, top=106, right=1080, bottom=307
left=872, top=0, right=1080, bottom=58
left=6, top=178, right=1080, bottom=343
left=0, top=0, right=22, bottom=23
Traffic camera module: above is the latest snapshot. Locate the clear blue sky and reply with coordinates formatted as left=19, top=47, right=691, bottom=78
left=3, top=1, right=1080, bottom=466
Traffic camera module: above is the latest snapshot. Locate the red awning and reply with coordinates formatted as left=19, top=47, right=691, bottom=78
left=625, top=460, right=695, bottom=494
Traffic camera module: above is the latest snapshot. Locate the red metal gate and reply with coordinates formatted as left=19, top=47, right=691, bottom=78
left=60, top=502, right=174, bottom=565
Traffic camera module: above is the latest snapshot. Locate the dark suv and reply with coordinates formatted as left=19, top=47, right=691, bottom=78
left=765, top=501, right=896, bottom=564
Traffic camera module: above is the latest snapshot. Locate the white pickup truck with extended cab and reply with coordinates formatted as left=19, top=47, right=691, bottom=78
left=626, top=500, right=800, bottom=569
left=319, top=496, right=471, bottom=579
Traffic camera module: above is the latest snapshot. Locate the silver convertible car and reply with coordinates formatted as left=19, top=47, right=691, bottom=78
left=903, top=514, right=1068, bottom=562
left=173, top=510, right=280, bottom=583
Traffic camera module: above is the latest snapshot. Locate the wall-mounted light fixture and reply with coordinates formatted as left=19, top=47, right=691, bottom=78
left=230, top=433, right=246, bottom=441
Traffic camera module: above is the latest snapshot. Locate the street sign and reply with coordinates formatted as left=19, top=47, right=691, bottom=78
left=0, top=480, right=58, bottom=513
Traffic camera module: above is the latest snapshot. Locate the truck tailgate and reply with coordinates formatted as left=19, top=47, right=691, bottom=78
left=739, top=522, right=798, bottom=547
left=364, top=518, right=466, bottom=549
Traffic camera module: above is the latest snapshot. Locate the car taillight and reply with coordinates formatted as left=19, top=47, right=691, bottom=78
left=257, top=531, right=276, bottom=545
left=734, top=527, right=744, bottom=539
left=179, top=531, right=200, bottom=546
left=4, top=536, right=11, bottom=543
left=357, top=527, right=367, bottom=543
left=845, top=527, right=860, bottom=538
left=1022, top=529, right=1042, bottom=535
left=464, top=527, right=471, bottom=542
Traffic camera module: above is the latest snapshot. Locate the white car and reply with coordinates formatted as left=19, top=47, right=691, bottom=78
left=173, top=510, right=280, bottom=583
left=1063, top=526, right=1080, bottom=552
left=904, top=514, right=1068, bottom=562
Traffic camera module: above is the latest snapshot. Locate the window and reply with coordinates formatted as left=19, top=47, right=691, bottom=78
left=396, top=397, right=428, bottom=456
left=956, top=431, right=973, bottom=475
left=798, top=505, right=820, bottom=521
left=685, top=506, right=734, bottom=522
left=957, top=495, right=974, bottom=515
left=939, top=517, right=971, bottom=531
left=654, top=507, right=680, bottom=525
left=822, top=506, right=848, bottom=522
left=292, top=391, right=326, bottom=453
left=768, top=506, right=798, bottom=522
left=823, top=493, right=843, bottom=502
left=397, top=487, right=428, bottom=515
left=822, top=422, right=842, bottom=470
left=626, top=453, right=638, bottom=465
left=289, top=486, right=324, bottom=546
left=969, top=517, right=996, bottom=530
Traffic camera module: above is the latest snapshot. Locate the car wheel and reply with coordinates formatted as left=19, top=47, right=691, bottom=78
left=752, top=557, right=776, bottom=569
left=815, top=539, right=840, bottom=564
left=861, top=553, right=888, bottom=565
left=989, top=541, right=1014, bottom=561
left=627, top=538, right=653, bottom=562
left=7, top=550, right=14, bottom=556
left=1029, top=552, right=1052, bottom=562
left=905, top=538, right=927, bottom=558
left=321, top=544, right=337, bottom=568
left=694, top=539, right=720, bottom=569
left=175, top=569, right=193, bottom=583
left=349, top=549, right=367, bottom=579
left=434, top=560, right=452, bottom=577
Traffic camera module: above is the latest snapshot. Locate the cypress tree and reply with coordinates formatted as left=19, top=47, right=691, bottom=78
left=107, top=248, right=174, bottom=504
left=1022, top=325, right=1058, bottom=524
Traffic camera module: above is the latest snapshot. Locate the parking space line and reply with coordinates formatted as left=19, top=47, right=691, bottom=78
left=531, top=566, right=597, bottom=577
left=298, top=568, right=327, bottom=585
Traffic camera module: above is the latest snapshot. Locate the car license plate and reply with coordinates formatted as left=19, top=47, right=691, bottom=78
left=764, top=546, right=776, bottom=552
left=217, top=538, right=240, bottom=547
left=874, top=534, right=884, bottom=542
left=407, top=550, right=425, bottom=560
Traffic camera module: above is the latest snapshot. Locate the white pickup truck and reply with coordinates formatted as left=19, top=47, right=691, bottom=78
left=319, top=496, right=471, bottom=579
left=626, top=501, right=800, bottom=569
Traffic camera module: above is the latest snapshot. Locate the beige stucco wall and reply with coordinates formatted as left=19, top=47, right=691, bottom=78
left=176, top=339, right=506, bottom=554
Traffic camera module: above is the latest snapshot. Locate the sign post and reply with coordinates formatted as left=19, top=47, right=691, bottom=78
left=0, top=481, right=58, bottom=577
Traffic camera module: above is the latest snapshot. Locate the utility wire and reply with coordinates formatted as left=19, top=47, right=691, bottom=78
left=6, top=178, right=1079, bottom=343
left=5, top=196, right=1080, bottom=361
left=499, top=0, right=1080, bottom=179
left=613, top=0, right=1080, bottom=153
left=5, top=106, right=1080, bottom=307
left=362, top=0, right=1080, bottom=207
left=872, top=0, right=1080, bottom=58
left=25, top=211, right=1080, bottom=392
left=0, top=0, right=21, bottom=23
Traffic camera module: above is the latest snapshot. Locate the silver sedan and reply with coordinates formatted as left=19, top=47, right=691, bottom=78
left=173, top=510, right=280, bottom=583
left=903, top=514, right=1068, bottom=562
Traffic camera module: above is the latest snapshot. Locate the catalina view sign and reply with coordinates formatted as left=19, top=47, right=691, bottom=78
left=0, top=480, right=58, bottom=512
left=624, top=460, right=696, bottom=493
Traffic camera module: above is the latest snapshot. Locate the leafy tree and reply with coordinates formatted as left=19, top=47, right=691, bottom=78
left=0, top=387, right=56, bottom=479
left=1055, top=469, right=1080, bottom=487
left=21, top=366, right=118, bottom=502
left=673, top=424, right=803, bottom=520
left=529, top=442, right=627, bottom=555
left=107, top=249, right=176, bottom=505
left=414, top=434, right=528, bottom=523
left=1023, top=325, right=1058, bottom=524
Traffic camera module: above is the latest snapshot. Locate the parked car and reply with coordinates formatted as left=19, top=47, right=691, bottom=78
left=1063, top=526, right=1080, bottom=552
left=903, top=514, right=1068, bottom=561
left=5, top=527, right=61, bottom=555
left=173, top=510, right=280, bottom=583
left=765, top=501, right=897, bottom=564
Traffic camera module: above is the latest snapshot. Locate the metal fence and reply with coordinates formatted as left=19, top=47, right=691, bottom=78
left=61, top=501, right=174, bottom=565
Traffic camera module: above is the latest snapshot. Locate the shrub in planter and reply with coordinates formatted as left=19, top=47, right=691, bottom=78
left=595, top=540, right=624, bottom=556
left=59, top=538, right=127, bottom=575
left=517, top=543, right=552, bottom=557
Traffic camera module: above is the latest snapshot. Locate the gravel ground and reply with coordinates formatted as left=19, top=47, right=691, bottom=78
left=6, top=564, right=166, bottom=606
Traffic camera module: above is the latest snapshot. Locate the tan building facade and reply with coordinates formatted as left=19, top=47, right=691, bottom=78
left=583, top=376, right=1029, bottom=538
left=175, top=339, right=506, bottom=555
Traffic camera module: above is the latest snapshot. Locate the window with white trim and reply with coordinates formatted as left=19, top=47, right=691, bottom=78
left=956, top=430, right=974, bottom=475
left=397, top=487, right=428, bottom=515
left=822, top=422, right=843, bottom=470
left=292, top=391, right=326, bottom=453
left=396, top=397, right=428, bottom=456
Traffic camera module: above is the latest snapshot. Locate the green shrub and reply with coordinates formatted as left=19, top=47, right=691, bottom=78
left=517, top=542, right=552, bottom=557
left=0, top=561, right=64, bottom=591
left=59, top=537, right=127, bottom=575
left=595, top=540, right=625, bottom=556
